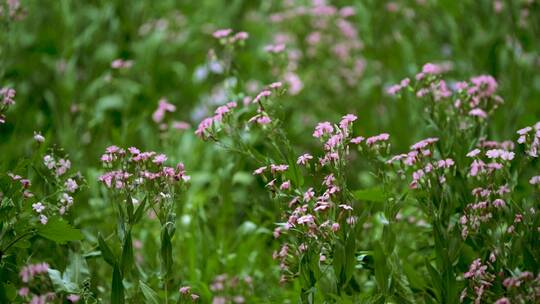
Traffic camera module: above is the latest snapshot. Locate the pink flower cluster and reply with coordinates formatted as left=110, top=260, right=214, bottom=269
left=0, top=87, right=16, bottom=124
left=178, top=285, right=199, bottom=301
left=152, top=98, right=176, bottom=124
left=251, top=114, right=379, bottom=282
left=461, top=258, right=495, bottom=304
left=43, top=154, right=71, bottom=177
left=195, top=101, right=238, bottom=138
left=212, top=28, right=249, bottom=44
left=388, top=137, right=454, bottom=189
left=389, top=63, right=503, bottom=122
left=462, top=258, right=540, bottom=304
left=20, top=262, right=49, bottom=283
left=111, top=58, right=133, bottom=69
left=99, top=146, right=189, bottom=191
left=209, top=273, right=253, bottom=304
left=415, top=62, right=452, bottom=81
left=268, top=2, right=364, bottom=87
left=516, top=121, right=540, bottom=157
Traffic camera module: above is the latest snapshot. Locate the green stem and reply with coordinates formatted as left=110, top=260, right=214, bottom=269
left=1, top=230, right=34, bottom=254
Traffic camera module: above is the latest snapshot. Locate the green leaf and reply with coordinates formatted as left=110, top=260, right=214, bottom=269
left=139, top=280, right=160, bottom=304
left=344, top=235, right=356, bottom=282
left=160, top=227, right=173, bottom=277
left=373, top=242, right=388, bottom=294
left=120, top=230, right=134, bottom=275
left=111, top=263, right=124, bottom=304
left=353, top=187, right=385, bottom=202
left=98, top=233, right=116, bottom=266
left=132, top=198, right=147, bottom=224
left=38, top=218, right=84, bottom=244
left=64, top=251, right=90, bottom=285
left=333, top=242, right=345, bottom=282
left=0, top=282, right=16, bottom=302
left=48, top=268, right=78, bottom=293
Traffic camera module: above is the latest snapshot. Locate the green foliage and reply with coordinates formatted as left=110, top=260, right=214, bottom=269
left=37, top=218, right=84, bottom=244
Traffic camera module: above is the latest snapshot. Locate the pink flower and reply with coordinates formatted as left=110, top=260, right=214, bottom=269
left=1, top=87, right=16, bottom=105
left=67, top=294, right=80, bottom=303
left=324, top=134, right=343, bottom=150
left=313, top=122, right=334, bottom=138
left=463, top=258, right=487, bottom=279
left=256, top=115, right=272, bottom=125
left=212, top=28, right=232, bottom=39
left=253, top=90, right=271, bottom=104
left=466, top=149, right=481, bottom=157
left=270, top=164, right=288, bottom=173
left=111, top=59, right=133, bottom=69
left=410, top=137, right=438, bottom=150
left=153, top=154, right=167, bottom=165
left=233, top=31, right=249, bottom=41
left=331, top=223, right=340, bottom=232
left=351, top=136, right=364, bottom=144
left=284, top=72, right=303, bottom=95
left=517, top=126, right=532, bottom=135
left=339, top=114, right=357, bottom=130
left=492, top=199, right=505, bottom=208
left=20, top=262, right=49, bottom=282
left=422, top=63, right=444, bottom=75
left=280, top=181, right=291, bottom=190
left=106, top=145, right=120, bottom=154
left=469, top=159, right=484, bottom=176
left=339, top=6, right=356, bottom=17
left=152, top=98, right=176, bottom=123
left=470, top=75, right=498, bottom=97
left=253, top=166, right=266, bottom=175
left=269, top=82, right=282, bottom=89
left=297, top=214, right=314, bottom=225
left=172, top=121, right=191, bottom=130
left=303, top=188, right=315, bottom=201
left=297, top=153, right=313, bottom=165
left=18, top=287, right=29, bottom=297
left=65, top=178, right=78, bottom=193
left=494, top=298, right=510, bottom=304
left=264, top=43, right=286, bottom=53
left=179, top=286, right=191, bottom=294
left=386, top=84, right=402, bottom=95
left=529, top=175, right=540, bottom=185
left=366, top=133, right=390, bottom=146
left=195, top=117, right=214, bottom=137
left=128, top=147, right=140, bottom=154
left=468, top=108, right=487, bottom=118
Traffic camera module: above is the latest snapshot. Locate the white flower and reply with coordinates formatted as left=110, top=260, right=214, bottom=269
left=32, top=202, right=45, bottom=213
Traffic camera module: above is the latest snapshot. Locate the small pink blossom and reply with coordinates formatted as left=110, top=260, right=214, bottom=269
left=280, top=181, right=291, bottom=190
left=468, top=108, right=487, bottom=118
left=153, top=154, right=167, bottom=165
left=253, top=166, right=266, bottom=175
left=297, top=153, right=313, bottom=165
left=212, top=28, right=232, bottom=39
left=313, top=122, right=334, bottom=138
left=530, top=175, right=540, bottom=185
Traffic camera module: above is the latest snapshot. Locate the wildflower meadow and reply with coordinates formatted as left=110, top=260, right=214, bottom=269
left=1, top=0, right=540, bottom=303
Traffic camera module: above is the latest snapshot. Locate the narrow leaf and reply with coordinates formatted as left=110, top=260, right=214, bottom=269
left=111, top=264, right=124, bottom=304
left=139, top=280, right=160, bottom=304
